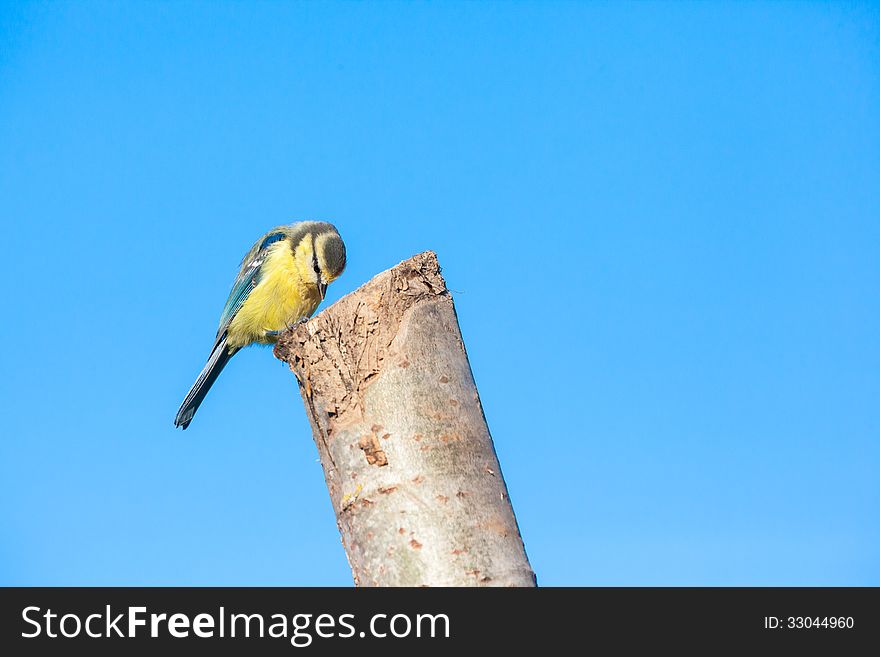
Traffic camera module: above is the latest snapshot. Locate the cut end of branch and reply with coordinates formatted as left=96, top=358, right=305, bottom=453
left=272, top=249, right=535, bottom=587
left=273, top=250, right=449, bottom=424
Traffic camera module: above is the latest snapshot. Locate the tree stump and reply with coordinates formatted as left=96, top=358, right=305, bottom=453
left=274, top=251, right=535, bottom=587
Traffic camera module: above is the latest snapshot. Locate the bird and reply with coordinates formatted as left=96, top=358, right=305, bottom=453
left=174, top=221, right=346, bottom=429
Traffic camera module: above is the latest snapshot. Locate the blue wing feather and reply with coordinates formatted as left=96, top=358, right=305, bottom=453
left=215, top=267, right=260, bottom=340
left=259, top=232, right=286, bottom=249
left=213, top=230, right=286, bottom=343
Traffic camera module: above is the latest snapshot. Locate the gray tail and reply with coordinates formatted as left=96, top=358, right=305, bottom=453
left=174, top=335, right=237, bottom=430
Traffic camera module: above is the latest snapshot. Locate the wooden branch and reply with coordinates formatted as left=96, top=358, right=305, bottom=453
left=274, top=251, right=536, bottom=587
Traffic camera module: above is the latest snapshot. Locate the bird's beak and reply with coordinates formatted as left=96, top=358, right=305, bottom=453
left=318, top=281, right=327, bottom=300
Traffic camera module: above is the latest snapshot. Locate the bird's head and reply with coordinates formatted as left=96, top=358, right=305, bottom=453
left=298, top=222, right=346, bottom=299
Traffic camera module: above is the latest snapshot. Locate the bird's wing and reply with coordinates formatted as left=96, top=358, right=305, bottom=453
left=214, top=230, right=287, bottom=343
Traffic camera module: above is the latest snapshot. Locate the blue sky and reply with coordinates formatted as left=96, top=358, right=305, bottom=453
left=1, top=1, right=877, bottom=586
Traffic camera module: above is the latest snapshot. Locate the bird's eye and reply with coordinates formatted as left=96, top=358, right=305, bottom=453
left=312, top=255, right=321, bottom=275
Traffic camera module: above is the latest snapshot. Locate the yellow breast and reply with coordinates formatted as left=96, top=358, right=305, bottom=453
left=226, top=240, right=321, bottom=348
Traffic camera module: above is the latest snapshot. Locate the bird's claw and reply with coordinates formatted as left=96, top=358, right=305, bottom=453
left=265, top=317, right=309, bottom=339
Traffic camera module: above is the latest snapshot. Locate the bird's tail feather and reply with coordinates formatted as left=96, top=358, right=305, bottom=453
left=174, top=335, right=236, bottom=430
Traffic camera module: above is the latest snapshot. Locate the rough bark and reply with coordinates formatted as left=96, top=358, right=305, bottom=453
left=273, top=251, right=536, bottom=587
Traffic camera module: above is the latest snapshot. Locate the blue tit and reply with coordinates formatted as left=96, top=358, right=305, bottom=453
left=174, top=221, right=346, bottom=429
